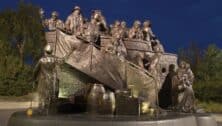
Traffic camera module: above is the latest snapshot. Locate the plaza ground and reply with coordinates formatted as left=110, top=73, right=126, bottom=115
left=0, top=101, right=221, bottom=126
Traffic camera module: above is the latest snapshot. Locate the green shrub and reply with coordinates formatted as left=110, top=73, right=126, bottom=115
left=197, top=101, right=222, bottom=113
left=0, top=62, right=33, bottom=96
left=194, top=80, right=222, bottom=103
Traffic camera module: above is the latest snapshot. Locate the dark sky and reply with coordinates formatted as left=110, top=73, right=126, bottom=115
left=0, top=0, right=221, bottom=53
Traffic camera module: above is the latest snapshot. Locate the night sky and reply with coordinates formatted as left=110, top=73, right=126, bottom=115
left=0, top=0, right=221, bottom=53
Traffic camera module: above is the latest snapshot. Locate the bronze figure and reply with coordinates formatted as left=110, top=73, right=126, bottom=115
left=44, top=11, right=64, bottom=31
left=110, top=20, right=127, bottom=58
left=65, top=6, right=84, bottom=35
left=91, top=10, right=108, bottom=34
left=172, top=61, right=195, bottom=112
left=128, top=20, right=143, bottom=39
left=120, top=21, right=128, bottom=38
left=142, top=20, right=155, bottom=41
left=33, top=45, right=63, bottom=114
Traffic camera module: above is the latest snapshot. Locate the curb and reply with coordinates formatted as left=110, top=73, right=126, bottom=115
left=0, top=102, right=38, bottom=110
left=212, top=114, right=222, bottom=122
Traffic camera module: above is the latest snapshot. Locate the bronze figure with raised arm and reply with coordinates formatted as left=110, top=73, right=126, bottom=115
left=91, top=10, right=108, bottom=34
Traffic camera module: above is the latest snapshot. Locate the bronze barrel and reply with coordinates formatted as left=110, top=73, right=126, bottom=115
left=87, top=84, right=106, bottom=114
left=101, top=91, right=116, bottom=115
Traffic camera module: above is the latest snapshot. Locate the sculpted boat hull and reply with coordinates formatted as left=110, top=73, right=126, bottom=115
left=44, top=30, right=179, bottom=106
left=46, top=30, right=159, bottom=105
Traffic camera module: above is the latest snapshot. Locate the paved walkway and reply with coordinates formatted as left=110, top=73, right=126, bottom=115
left=212, top=114, right=222, bottom=123
left=0, top=101, right=38, bottom=126
left=0, top=102, right=38, bottom=110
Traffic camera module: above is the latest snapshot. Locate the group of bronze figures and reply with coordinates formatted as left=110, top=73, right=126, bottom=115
left=41, top=6, right=164, bottom=58
left=159, top=61, right=195, bottom=112
left=33, top=6, right=196, bottom=115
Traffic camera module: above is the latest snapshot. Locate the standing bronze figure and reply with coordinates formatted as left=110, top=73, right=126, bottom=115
left=128, top=20, right=143, bottom=40
left=33, top=45, right=60, bottom=114
left=91, top=10, right=108, bottom=34
left=43, top=11, right=64, bottom=31
left=110, top=20, right=127, bottom=58
left=65, top=6, right=84, bottom=35
left=142, top=20, right=155, bottom=41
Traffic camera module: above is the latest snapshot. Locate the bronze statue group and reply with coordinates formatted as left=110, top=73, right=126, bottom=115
left=33, top=6, right=196, bottom=115
left=41, top=6, right=164, bottom=59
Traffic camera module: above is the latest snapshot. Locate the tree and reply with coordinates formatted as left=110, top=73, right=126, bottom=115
left=0, top=2, right=46, bottom=96
left=178, top=42, right=203, bottom=74
left=178, top=43, right=222, bottom=102
left=13, top=1, right=46, bottom=66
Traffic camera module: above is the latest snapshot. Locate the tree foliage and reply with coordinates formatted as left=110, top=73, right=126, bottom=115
left=0, top=2, right=45, bottom=96
left=179, top=44, right=222, bottom=102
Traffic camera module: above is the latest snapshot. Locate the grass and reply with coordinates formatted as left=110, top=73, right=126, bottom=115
left=197, top=101, right=222, bottom=113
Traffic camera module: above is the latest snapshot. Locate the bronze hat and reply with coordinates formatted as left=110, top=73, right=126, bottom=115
left=72, top=6, right=81, bottom=12
left=143, top=20, right=151, bottom=26
left=51, top=11, right=58, bottom=16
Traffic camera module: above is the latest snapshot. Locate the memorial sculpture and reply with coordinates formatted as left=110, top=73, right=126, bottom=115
left=8, top=5, right=218, bottom=126
left=39, top=7, right=191, bottom=114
